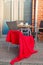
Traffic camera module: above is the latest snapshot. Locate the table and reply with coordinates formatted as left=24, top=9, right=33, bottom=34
left=17, top=24, right=39, bottom=41
left=17, top=24, right=34, bottom=36
left=17, top=24, right=34, bottom=28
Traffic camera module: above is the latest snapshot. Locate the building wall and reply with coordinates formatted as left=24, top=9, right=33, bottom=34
left=0, top=0, right=3, bottom=36
left=2, top=0, right=11, bottom=35
left=3, top=0, right=11, bottom=21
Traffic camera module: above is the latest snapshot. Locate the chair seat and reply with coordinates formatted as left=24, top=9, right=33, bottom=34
left=39, top=29, right=43, bottom=32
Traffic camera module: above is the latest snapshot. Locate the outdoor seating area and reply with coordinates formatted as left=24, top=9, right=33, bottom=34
left=0, top=0, right=43, bottom=65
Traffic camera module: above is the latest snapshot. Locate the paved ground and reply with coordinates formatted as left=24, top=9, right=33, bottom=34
left=0, top=38, right=43, bottom=65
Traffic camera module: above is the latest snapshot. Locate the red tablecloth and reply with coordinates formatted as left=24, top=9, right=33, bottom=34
left=6, top=30, right=37, bottom=65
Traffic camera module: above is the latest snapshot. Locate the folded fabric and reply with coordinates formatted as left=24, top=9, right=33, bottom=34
left=6, top=30, right=20, bottom=44
left=6, top=30, right=37, bottom=65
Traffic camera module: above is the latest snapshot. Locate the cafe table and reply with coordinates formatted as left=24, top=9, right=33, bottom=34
left=17, top=24, right=34, bottom=28
left=17, top=24, right=34, bottom=36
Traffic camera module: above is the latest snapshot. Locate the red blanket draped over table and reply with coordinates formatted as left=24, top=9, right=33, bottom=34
left=6, top=30, right=37, bottom=65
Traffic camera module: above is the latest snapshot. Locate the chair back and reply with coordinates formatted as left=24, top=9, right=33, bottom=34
left=6, top=21, right=18, bottom=30
left=39, top=20, right=43, bottom=32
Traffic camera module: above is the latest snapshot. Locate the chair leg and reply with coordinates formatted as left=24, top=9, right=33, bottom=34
left=8, top=43, right=10, bottom=51
left=35, top=32, right=38, bottom=42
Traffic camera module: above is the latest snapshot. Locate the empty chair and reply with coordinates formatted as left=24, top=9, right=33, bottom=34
left=6, top=21, right=18, bottom=30
left=38, top=20, right=43, bottom=41
left=39, top=20, right=43, bottom=32
left=6, top=21, right=18, bottom=51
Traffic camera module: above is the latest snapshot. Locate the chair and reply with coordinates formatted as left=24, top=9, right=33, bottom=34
left=6, top=21, right=18, bottom=51
left=39, top=20, right=43, bottom=32
left=38, top=20, right=43, bottom=41
left=6, top=21, right=18, bottom=30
